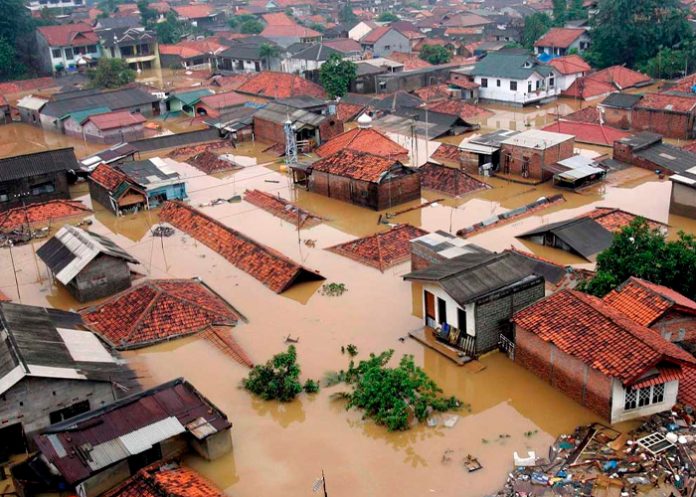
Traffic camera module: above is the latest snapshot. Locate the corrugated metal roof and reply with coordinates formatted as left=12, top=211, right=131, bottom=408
left=0, top=148, right=78, bottom=182
left=17, top=95, right=48, bottom=111
left=118, top=416, right=185, bottom=454
left=186, top=416, right=219, bottom=440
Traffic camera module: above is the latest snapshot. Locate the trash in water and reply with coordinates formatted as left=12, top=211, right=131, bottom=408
left=443, top=415, right=458, bottom=428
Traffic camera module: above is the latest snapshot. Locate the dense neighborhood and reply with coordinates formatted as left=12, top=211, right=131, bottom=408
left=3, top=0, right=696, bottom=496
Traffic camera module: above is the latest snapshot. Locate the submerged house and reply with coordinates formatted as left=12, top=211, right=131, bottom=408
left=670, top=167, right=696, bottom=219
left=499, top=129, right=575, bottom=181
left=88, top=162, right=148, bottom=215
left=253, top=102, right=343, bottom=150
left=403, top=251, right=545, bottom=358
left=117, top=158, right=188, bottom=207
left=0, top=302, right=134, bottom=458
left=292, top=149, right=421, bottom=210
left=16, top=378, right=232, bottom=497
left=37, top=225, right=139, bottom=302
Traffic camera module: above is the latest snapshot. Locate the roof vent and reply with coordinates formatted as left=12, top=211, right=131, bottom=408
left=357, top=113, right=372, bottom=128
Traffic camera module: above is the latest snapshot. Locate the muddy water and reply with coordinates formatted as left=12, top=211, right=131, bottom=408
left=0, top=123, right=103, bottom=158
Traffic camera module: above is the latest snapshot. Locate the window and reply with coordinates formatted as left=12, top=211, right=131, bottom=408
left=624, top=383, right=666, bottom=411
left=480, top=78, right=488, bottom=88
left=383, top=45, right=391, bottom=51
left=638, top=387, right=651, bottom=407
left=549, top=76, right=555, bottom=88
left=510, top=81, right=517, bottom=91
left=49, top=400, right=90, bottom=424
left=496, top=79, right=501, bottom=87
left=437, top=297, right=447, bottom=325
left=653, top=383, right=665, bottom=403
left=527, top=81, right=532, bottom=93
left=424, top=290, right=436, bottom=328
left=624, top=388, right=637, bottom=410
left=51, top=48, right=61, bottom=59
left=30, top=182, right=55, bottom=196
left=457, top=308, right=466, bottom=331
left=536, top=80, right=541, bottom=90
left=64, top=48, right=73, bottom=59
left=0, top=191, right=8, bottom=203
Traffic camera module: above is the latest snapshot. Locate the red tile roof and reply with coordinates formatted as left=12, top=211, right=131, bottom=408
left=159, top=201, right=325, bottom=293
left=541, top=120, right=630, bottom=146
left=387, top=51, right=431, bottom=70
left=667, top=73, right=696, bottom=93
left=426, top=99, right=493, bottom=120
left=149, top=1, right=170, bottom=13
left=562, top=77, right=616, bottom=100
left=167, top=141, right=227, bottom=159
left=604, top=277, right=696, bottom=326
left=431, top=143, right=460, bottom=163
left=444, top=27, right=482, bottom=36
left=236, top=71, right=326, bottom=99
left=311, top=149, right=404, bottom=182
left=211, top=73, right=254, bottom=91
left=37, top=23, right=98, bottom=47
left=636, top=93, right=696, bottom=113
left=104, top=466, right=227, bottom=497
left=187, top=151, right=240, bottom=174
left=326, top=224, right=428, bottom=271
left=198, top=91, right=248, bottom=110
left=84, top=110, right=146, bottom=130
left=90, top=163, right=129, bottom=191
left=562, top=106, right=601, bottom=124
left=414, top=84, right=449, bottom=102
left=534, top=27, right=586, bottom=48
left=261, top=24, right=321, bottom=37
left=448, top=77, right=480, bottom=90
left=173, top=4, right=215, bottom=18
left=361, top=26, right=392, bottom=44
left=592, top=65, right=652, bottom=89
left=323, top=38, right=362, bottom=53
left=159, top=38, right=226, bottom=58
left=513, top=290, right=696, bottom=384
left=0, top=77, right=56, bottom=96
left=548, top=54, right=591, bottom=75
left=244, top=189, right=323, bottom=228
left=0, top=200, right=92, bottom=233
left=262, top=12, right=296, bottom=25
left=81, top=278, right=240, bottom=349
left=419, top=162, right=490, bottom=196
left=336, top=102, right=365, bottom=121
left=315, top=126, right=408, bottom=159
left=581, top=207, right=666, bottom=232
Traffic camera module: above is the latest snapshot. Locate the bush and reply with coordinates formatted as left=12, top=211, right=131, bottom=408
left=243, top=345, right=303, bottom=402
left=303, top=379, right=320, bottom=394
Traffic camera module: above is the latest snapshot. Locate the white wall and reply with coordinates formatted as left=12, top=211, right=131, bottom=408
left=49, top=44, right=101, bottom=72
left=556, top=72, right=583, bottom=91
left=421, top=283, right=475, bottom=336
left=349, top=22, right=374, bottom=42
left=474, top=71, right=561, bottom=104
left=610, top=379, right=678, bottom=424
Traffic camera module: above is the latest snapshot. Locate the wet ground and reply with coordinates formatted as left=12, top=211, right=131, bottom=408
left=2, top=96, right=695, bottom=496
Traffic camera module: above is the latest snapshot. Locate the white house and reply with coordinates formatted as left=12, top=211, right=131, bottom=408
left=349, top=20, right=378, bottom=41
left=469, top=50, right=561, bottom=106
left=36, top=23, right=101, bottom=74
left=547, top=54, right=591, bottom=91
left=534, top=27, right=591, bottom=56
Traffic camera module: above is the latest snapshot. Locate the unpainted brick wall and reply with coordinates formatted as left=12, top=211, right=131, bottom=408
left=501, top=138, right=574, bottom=180
left=376, top=174, right=421, bottom=210
left=632, top=108, right=694, bottom=140
left=652, top=310, right=696, bottom=341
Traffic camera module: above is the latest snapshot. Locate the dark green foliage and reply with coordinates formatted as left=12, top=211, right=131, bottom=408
left=521, top=13, right=552, bottom=49
left=552, top=0, right=566, bottom=25
left=243, top=345, right=303, bottom=402
left=240, top=19, right=264, bottom=34
left=309, top=22, right=325, bottom=33
left=137, top=0, right=158, bottom=28
left=340, top=350, right=461, bottom=431
left=377, top=12, right=398, bottom=22
left=320, top=53, right=357, bottom=98
left=567, top=0, right=587, bottom=20
left=88, top=58, right=136, bottom=89
left=259, top=42, right=280, bottom=69
left=419, top=44, right=452, bottom=65
left=585, top=0, right=692, bottom=69
left=641, top=45, right=693, bottom=79
left=303, top=379, right=320, bottom=394
left=338, top=3, right=357, bottom=25
left=156, top=11, right=187, bottom=44
left=580, top=218, right=696, bottom=299
left=228, top=14, right=257, bottom=29
left=0, top=37, right=25, bottom=80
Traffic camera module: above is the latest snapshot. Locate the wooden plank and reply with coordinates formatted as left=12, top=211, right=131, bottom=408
left=408, top=327, right=471, bottom=366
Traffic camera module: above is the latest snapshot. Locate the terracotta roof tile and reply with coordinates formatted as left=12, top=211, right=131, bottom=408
left=187, top=151, right=240, bottom=174
left=0, top=200, right=92, bottom=232
left=244, top=189, right=323, bottom=227
left=90, top=163, right=129, bottom=191
left=562, top=106, right=601, bottom=124
left=336, top=102, right=364, bottom=121
left=562, top=77, right=616, bottom=100
left=315, top=126, right=408, bottom=159
left=326, top=224, right=428, bottom=271
left=236, top=71, right=326, bottom=99
left=159, top=201, right=325, bottom=293
left=591, top=66, right=651, bottom=89
left=431, top=143, right=460, bottom=163
left=104, top=466, right=227, bottom=497
left=168, top=141, right=226, bottom=159
left=261, top=24, right=321, bottom=37
left=513, top=290, right=696, bottom=384
left=37, top=23, right=98, bottom=47
left=0, top=77, right=56, bottom=96
left=419, top=162, right=490, bottom=196
left=310, top=149, right=403, bottom=182
left=262, top=12, right=296, bottom=25
left=581, top=207, right=666, bottom=232
left=387, top=52, right=432, bottom=70
left=323, top=38, right=362, bottom=53
left=361, top=26, right=392, bottom=44
left=541, top=120, right=630, bottom=146
left=534, top=27, right=586, bottom=48
left=548, top=54, right=591, bottom=75
left=426, top=99, right=492, bottom=120
left=84, top=110, right=146, bottom=130
left=198, top=91, right=248, bottom=109
left=637, top=93, right=696, bottom=113
left=80, top=278, right=240, bottom=349
left=173, top=4, right=215, bottom=18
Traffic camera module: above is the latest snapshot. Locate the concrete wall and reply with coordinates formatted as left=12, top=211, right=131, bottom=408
left=254, top=116, right=287, bottom=145
left=82, top=121, right=146, bottom=144
left=190, top=429, right=232, bottom=460
left=475, top=71, right=560, bottom=105
left=500, top=137, right=574, bottom=180
left=69, top=254, right=132, bottom=303
left=613, top=140, right=676, bottom=175
left=632, top=108, right=696, bottom=140
left=0, top=171, right=70, bottom=212
left=600, top=106, right=632, bottom=129
left=370, top=30, right=410, bottom=58
left=610, top=379, right=678, bottom=424
left=670, top=181, right=696, bottom=219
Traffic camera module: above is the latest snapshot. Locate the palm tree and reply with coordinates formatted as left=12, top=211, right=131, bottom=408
left=259, top=43, right=280, bottom=71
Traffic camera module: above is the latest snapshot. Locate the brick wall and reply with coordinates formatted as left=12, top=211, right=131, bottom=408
left=652, top=310, right=696, bottom=341
left=253, top=117, right=285, bottom=144
left=602, top=107, right=631, bottom=129
left=501, top=138, right=574, bottom=180
left=632, top=108, right=694, bottom=140
left=612, top=141, right=676, bottom=175
left=411, top=242, right=446, bottom=271
left=376, top=174, right=421, bottom=210
left=318, top=118, right=344, bottom=143
left=515, top=325, right=612, bottom=420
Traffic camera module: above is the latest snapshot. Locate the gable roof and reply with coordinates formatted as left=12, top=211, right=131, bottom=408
left=403, top=252, right=542, bottom=306
left=604, top=277, right=696, bottom=326
left=360, top=26, right=394, bottom=44
left=169, top=88, right=215, bottom=106
left=548, top=54, right=591, bottom=74
left=426, top=99, right=493, bottom=120
left=198, top=91, right=248, bottom=110
left=636, top=93, right=696, bottom=113
left=37, top=226, right=138, bottom=285
left=236, top=71, right=326, bottom=99
left=512, top=290, right=696, bottom=384
left=34, top=378, right=230, bottom=485
left=518, top=216, right=613, bottom=260
left=0, top=200, right=92, bottom=233
left=37, top=23, right=98, bottom=47
left=41, top=87, right=159, bottom=119
left=534, top=27, right=586, bottom=48
left=83, top=110, right=147, bottom=130
left=471, top=51, right=555, bottom=80
left=80, top=279, right=240, bottom=349
left=541, top=120, right=630, bottom=146
left=289, top=43, right=342, bottom=61
left=0, top=147, right=78, bottom=182
left=103, top=466, right=227, bottom=497
left=261, top=24, right=321, bottom=38
left=310, top=149, right=408, bottom=182
left=315, top=126, right=408, bottom=158
left=172, top=4, right=215, bottom=19
left=89, top=162, right=130, bottom=191
left=262, top=12, right=296, bottom=25
left=386, top=51, right=432, bottom=70
left=322, top=38, right=362, bottom=53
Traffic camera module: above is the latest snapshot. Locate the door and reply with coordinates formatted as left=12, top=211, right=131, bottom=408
left=424, top=290, right=435, bottom=328
left=0, top=423, right=28, bottom=461
left=437, top=297, right=447, bottom=326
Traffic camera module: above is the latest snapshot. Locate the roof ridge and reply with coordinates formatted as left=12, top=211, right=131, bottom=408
left=123, top=283, right=164, bottom=344
left=151, top=280, right=238, bottom=319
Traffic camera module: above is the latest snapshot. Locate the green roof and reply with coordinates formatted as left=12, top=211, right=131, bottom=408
left=168, top=89, right=214, bottom=106
left=470, top=52, right=555, bottom=80
left=60, top=106, right=111, bottom=123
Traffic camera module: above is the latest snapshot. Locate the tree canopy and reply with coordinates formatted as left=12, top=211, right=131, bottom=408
left=580, top=218, right=696, bottom=299
left=88, top=58, right=136, bottom=89
left=419, top=44, right=452, bottom=65
left=377, top=11, right=398, bottom=22
left=338, top=3, right=357, bottom=25
left=521, top=13, right=552, bottom=50
left=243, top=345, right=318, bottom=402
left=155, top=11, right=187, bottom=44
left=137, top=0, right=158, bottom=28
left=240, top=18, right=264, bottom=34
left=320, top=53, right=357, bottom=98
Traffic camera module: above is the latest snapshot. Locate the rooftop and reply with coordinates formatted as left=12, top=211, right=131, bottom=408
left=0, top=147, right=78, bottom=182
left=501, top=129, right=575, bottom=149
left=84, top=110, right=147, bottom=130
left=534, top=27, right=587, bottom=48
left=310, top=149, right=407, bottom=183
left=471, top=51, right=555, bottom=80
left=0, top=200, right=92, bottom=233
left=547, top=54, right=591, bottom=74
left=315, top=126, right=408, bottom=159
left=37, top=23, right=98, bottom=47
left=198, top=91, right=248, bottom=110
left=103, top=466, right=227, bottom=497
left=89, top=162, right=131, bottom=191
left=419, top=161, right=490, bottom=197
left=172, top=4, right=216, bottom=19
left=244, top=189, right=323, bottom=228
left=541, top=120, right=630, bottom=146
left=236, top=71, right=326, bottom=99
left=636, top=93, right=696, bottom=113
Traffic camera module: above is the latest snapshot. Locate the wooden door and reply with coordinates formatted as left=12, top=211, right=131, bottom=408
left=424, top=290, right=435, bottom=325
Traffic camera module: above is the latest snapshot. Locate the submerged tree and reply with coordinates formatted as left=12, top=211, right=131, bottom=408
left=419, top=44, right=452, bottom=65
left=521, top=13, right=552, bottom=50
left=243, top=345, right=319, bottom=402
left=89, top=58, right=136, bottom=89
left=320, top=53, right=357, bottom=98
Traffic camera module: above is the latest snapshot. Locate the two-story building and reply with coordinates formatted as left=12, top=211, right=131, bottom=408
left=36, top=23, right=101, bottom=74
left=360, top=26, right=411, bottom=58
left=534, top=27, right=591, bottom=56
left=469, top=50, right=561, bottom=106
left=26, top=0, right=83, bottom=10
left=97, top=26, right=160, bottom=72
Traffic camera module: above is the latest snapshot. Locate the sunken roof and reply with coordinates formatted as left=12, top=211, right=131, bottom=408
left=159, top=202, right=325, bottom=293
left=244, top=189, right=323, bottom=228
left=0, top=200, right=92, bottom=233
left=80, top=278, right=240, bottom=349
left=34, top=378, right=230, bottom=485
left=0, top=148, right=78, bottom=182
left=518, top=216, right=613, bottom=260
left=89, top=162, right=130, bottom=191
left=600, top=92, right=643, bottom=109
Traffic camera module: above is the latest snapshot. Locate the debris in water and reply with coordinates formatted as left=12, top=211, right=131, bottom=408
left=321, top=282, right=347, bottom=297
left=151, top=225, right=175, bottom=237
left=441, top=449, right=453, bottom=463
left=443, top=415, right=459, bottom=428
left=264, top=179, right=280, bottom=183
left=464, top=454, right=482, bottom=473
left=304, top=239, right=316, bottom=248
left=285, top=334, right=299, bottom=343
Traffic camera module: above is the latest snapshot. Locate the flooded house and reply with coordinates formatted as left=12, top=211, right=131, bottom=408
left=499, top=129, right=575, bottom=181
left=16, top=95, right=48, bottom=126
left=88, top=162, right=147, bottom=214
left=547, top=54, right=591, bottom=91
left=314, top=114, right=408, bottom=159
left=79, top=110, right=147, bottom=143
left=0, top=147, right=78, bottom=211
left=35, top=23, right=100, bottom=74
left=292, top=149, right=421, bottom=210
left=0, top=302, right=134, bottom=457
left=598, top=93, right=643, bottom=130
left=14, top=378, right=232, bottom=497
left=632, top=93, right=696, bottom=140
left=165, top=89, right=215, bottom=116
left=116, top=158, right=188, bottom=207
left=103, top=465, right=227, bottom=497
left=669, top=167, right=696, bottom=219
left=613, top=132, right=696, bottom=176
left=403, top=248, right=545, bottom=358
left=37, top=225, right=139, bottom=302
left=253, top=102, right=343, bottom=150
left=511, top=290, right=696, bottom=423
left=534, top=27, right=591, bottom=56
left=194, top=91, right=248, bottom=118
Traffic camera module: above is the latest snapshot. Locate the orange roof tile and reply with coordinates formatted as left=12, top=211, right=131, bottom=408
left=637, top=93, right=696, bottom=113
left=0, top=77, right=56, bottom=96
left=262, top=24, right=321, bottom=37
left=244, top=189, right=323, bottom=228
left=173, top=4, right=215, bottom=18
left=315, top=126, right=408, bottom=159
left=104, top=466, right=227, bottom=497
left=562, top=76, right=616, bottom=100
left=81, top=279, right=240, bottom=349
left=534, top=27, right=586, bottom=48
left=541, top=120, right=630, bottom=146
left=159, top=201, right=325, bottom=293
left=84, top=110, right=146, bottom=130
left=426, top=99, right=493, bottom=120
left=236, top=71, right=326, bottom=99
left=336, top=102, right=364, bottom=121
left=37, top=23, right=98, bottom=47
left=361, top=26, right=392, bottom=44
left=90, top=163, right=129, bottom=191
left=187, top=151, right=240, bottom=174
left=591, top=65, right=651, bottom=89
left=386, top=51, right=431, bottom=70
left=198, top=91, right=248, bottom=109
left=0, top=200, right=92, bottom=232
left=419, top=162, right=489, bottom=196
left=513, top=290, right=696, bottom=384
left=548, top=54, right=591, bottom=75
left=562, top=106, right=601, bottom=124
left=581, top=207, right=666, bottom=232
left=413, top=84, right=450, bottom=101
left=262, top=12, right=296, bottom=25
left=311, top=149, right=405, bottom=183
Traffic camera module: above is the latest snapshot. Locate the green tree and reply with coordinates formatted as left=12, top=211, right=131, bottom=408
left=309, top=22, right=325, bottom=33
left=243, top=345, right=304, bottom=402
left=642, top=46, right=691, bottom=79
left=567, top=0, right=587, bottom=20
left=137, top=0, right=158, bottom=27
left=585, top=0, right=692, bottom=69
left=419, top=44, right=452, bottom=64
left=580, top=218, right=696, bottom=299
left=228, top=14, right=256, bottom=29
left=259, top=42, right=280, bottom=70
left=88, top=58, right=136, bottom=89
left=240, top=18, right=264, bottom=34
left=338, top=3, right=357, bottom=25
left=521, top=12, right=552, bottom=49
left=377, top=11, right=398, bottom=22
left=155, top=11, right=186, bottom=44
left=320, top=53, right=357, bottom=98
left=0, top=37, right=25, bottom=80
left=552, top=0, right=567, bottom=25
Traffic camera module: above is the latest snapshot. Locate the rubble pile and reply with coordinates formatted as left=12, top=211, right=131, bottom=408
left=492, top=407, right=696, bottom=497
left=167, top=141, right=227, bottom=159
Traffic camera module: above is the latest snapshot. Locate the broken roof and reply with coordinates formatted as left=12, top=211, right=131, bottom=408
left=403, top=252, right=542, bottom=306
left=103, top=465, right=227, bottom=497
left=512, top=290, right=696, bottom=385
left=34, top=378, right=231, bottom=486
left=315, top=126, right=408, bottom=158
left=159, top=201, right=325, bottom=293
left=37, top=226, right=138, bottom=285
left=89, top=162, right=131, bottom=191
left=117, top=158, right=183, bottom=189
left=636, top=93, right=696, bottom=113
left=253, top=102, right=326, bottom=127
left=80, top=278, right=240, bottom=349
left=327, top=224, right=428, bottom=271
left=244, top=189, right=323, bottom=228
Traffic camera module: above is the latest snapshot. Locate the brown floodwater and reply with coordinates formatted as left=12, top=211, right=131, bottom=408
left=0, top=97, right=692, bottom=496
left=0, top=123, right=103, bottom=158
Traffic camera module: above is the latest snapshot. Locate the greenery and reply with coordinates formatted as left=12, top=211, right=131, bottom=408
left=0, top=37, right=24, bottom=80
left=521, top=13, right=552, bottom=50
left=240, top=18, right=264, bottom=34
left=336, top=350, right=461, bottom=431
left=243, top=345, right=304, bottom=402
left=309, top=22, right=325, bottom=33
left=320, top=53, right=356, bottom=98
left=552, top=0, right=566, bottom=25
left=641, top=45, right=693, bottom=79
left=377, top=11, right=398, bottom=22
left=303, top=379, right=320, bottom=394
left=579, top=218, right=696, bottom=299
left=320, top=281, right=349, bottom=296
left=0, top=0, right=54, bottom=80
left=88, top=58, right=136, bottom=89
left=137, top=0, right=158, bottom=28
left=419, top=44, right=452, bottom=65
left=338, top=3, right=357, bottom=25
left=567, top=0, right=587, bottom=20
left=342, top=344, right=358, bottom=357
left=585, top=0, right=692, bottom=69
left=155, top=11, right=187, bottom=44
left=259, top=43, right=280, bottom=70
left=228, top=14, right=257, bottom=29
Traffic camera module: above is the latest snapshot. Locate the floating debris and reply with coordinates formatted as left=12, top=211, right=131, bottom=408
left=320, top=282, right=347, bottom=297
left=151, top=225, right=175, bottom=237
